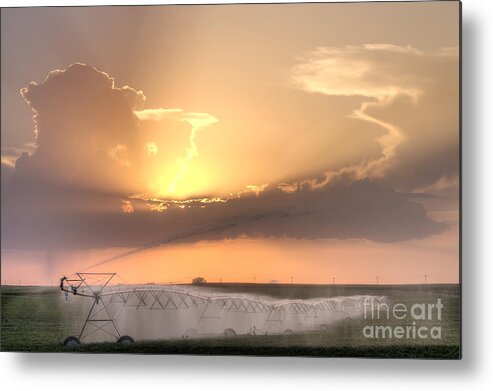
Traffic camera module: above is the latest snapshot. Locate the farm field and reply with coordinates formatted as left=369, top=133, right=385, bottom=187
left=1, top=283, right=460, bottom=358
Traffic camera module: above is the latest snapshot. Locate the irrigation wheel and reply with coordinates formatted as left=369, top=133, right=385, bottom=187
left=63, top=336, right=81, bottom=348
left=224, top=328, right=237, bottom=337
left=117, top=335, right=135, bottom=345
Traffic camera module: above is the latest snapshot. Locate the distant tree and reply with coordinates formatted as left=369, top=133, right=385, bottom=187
left=192, top=277, right=207, bottom=285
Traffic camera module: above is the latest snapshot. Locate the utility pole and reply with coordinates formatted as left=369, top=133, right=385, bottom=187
left=254, top=276, right=256, bottom=283
left=376, top=276, right=379, bottom=285
left=424, top=274, right=427, bottom=284
left=333, top=277, right=336, bottom=285
left=291, top=276, right=293, bottom=284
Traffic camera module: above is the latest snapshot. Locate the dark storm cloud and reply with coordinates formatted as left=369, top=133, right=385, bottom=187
left=2, top=178, right=445, bottom=250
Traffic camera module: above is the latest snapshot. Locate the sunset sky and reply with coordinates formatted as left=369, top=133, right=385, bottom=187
left=1, top=2, right=460, bottom=285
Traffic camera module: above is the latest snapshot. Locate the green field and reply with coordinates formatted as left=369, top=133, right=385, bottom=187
left=0, top=284, right=460, bottom=358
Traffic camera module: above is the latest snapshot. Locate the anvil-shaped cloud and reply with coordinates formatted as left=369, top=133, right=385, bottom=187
left=291, top=44, right=459, bottom=192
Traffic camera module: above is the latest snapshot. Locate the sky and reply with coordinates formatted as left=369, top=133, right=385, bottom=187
left=1, top=2, right=460, bottom=285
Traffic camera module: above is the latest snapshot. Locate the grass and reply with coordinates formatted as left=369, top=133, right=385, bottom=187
left=1, top=284, right=460, bottom=358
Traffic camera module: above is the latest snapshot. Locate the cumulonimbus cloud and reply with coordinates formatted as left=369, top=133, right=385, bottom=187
left=1, top=61, right=448, bottom=252
left=9, top=63, right=218, bottom=197
left=15, top=63, right=147, bottom=194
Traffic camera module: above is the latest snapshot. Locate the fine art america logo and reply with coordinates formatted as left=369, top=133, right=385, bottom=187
left=362, top=298, right=443, bottom=340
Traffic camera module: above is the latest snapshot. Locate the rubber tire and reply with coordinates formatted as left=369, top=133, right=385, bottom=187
left=117, top=335, right=135, bottom=345
left=63, top=336, right=81, bottom=348
left=319, top=324, right=330, bottom=331
left=283, top=329, right=294, bottom=335
left=224, top=328, right=236, bottom=337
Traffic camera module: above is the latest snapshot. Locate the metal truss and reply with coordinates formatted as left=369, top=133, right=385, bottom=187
left=60, top=273, right=387, bottom=343
left=60, top=273, right=120, bottom=341
left=209, top=296, right=272, bottom=313
left=107, top=288, right=210, bottom=310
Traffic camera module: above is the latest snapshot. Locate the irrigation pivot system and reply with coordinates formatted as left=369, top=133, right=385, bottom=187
left=60, top=272, right=386, bottom=347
